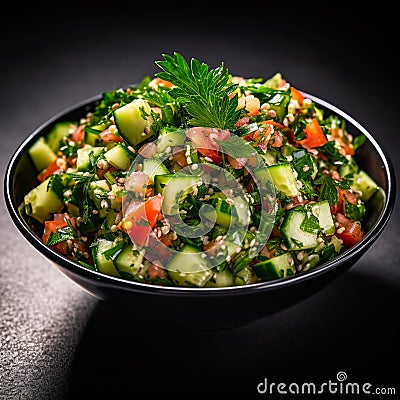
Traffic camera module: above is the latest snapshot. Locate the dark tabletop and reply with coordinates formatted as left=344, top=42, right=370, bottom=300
left=1, top=6, right=399, bottom=399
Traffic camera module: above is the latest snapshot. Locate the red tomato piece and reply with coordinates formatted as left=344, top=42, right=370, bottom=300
left=186, top=127, right=230, bottom=164
left=37, top=159, right=61, bottom=183
left=299, top=118, right=327, bottom=149
left=123, top=195, right=164, bottom=248
left=335, top=213, right=363, bottom=248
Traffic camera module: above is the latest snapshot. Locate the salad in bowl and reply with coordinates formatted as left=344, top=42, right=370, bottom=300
left=21, top=52, right=379, bottom=289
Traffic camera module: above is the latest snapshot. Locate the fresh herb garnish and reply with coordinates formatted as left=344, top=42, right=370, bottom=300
left=215, top=135, right=256, bottom=158
left=156, top=52, right=240, bottom=130
left=47, top=226, right=75, bottom=246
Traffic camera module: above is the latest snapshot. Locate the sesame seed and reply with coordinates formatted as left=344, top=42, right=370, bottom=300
left=191, top=164, right=199, bottom=170
left=110, top=224, right=118, bottom=232
left=337, top=227, right=345, bottom=234
left=165, top=146, right=172, bottom=154
left=127, top=146, right=135, bottom=153
left=63, top=189, right=72, bottom=198
left=287, top=113, right=295, bottom=123
left=283, top=118, right=289, bottom=127
left=297, top=251, right=305, bottom=261
left=303, top=263, right=311, bottom=271
left=111, top=103, right=120, bottom=110
left=226, top=198, right=235, bottom=205
left=92, top=209, right=99, bottom=215
left=100, top=199, right=108, bottom=209
left=208, top=188, right=214, bottom=195
left=280, top=243, right=288, bottom=251
left=226, top=255, right=231, bottom=263
left=81, top=236, right=88, bottom=243
left=334, top=222, right=340, bottom=228
left=303, top=165, right=310, bottom=172
left=261, top=103, right=270, bottom=110
left=204, top=156, right=214, bottom=163
left=268, top=110, right=277, bottom=118
left=201, top=253, right=207, bottom=258
left=144, top=126, right=151, bottom=135
left=83, top=252, right=90, bottom=259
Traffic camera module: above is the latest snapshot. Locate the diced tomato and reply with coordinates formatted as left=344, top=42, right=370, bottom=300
left=72, top=125, right=85, bottom=143
left=329, top=128, right=355, bottom=156
left=235, top=116, right=251, bottom=128
left=259, top=120, right=286, bottom=130
left=122, top=195, right=164, bottom=247
left=335, top=212, right=363, bottom=248
left=331, top=187, right=359, bottom=215
left=99, top=129, right=124, bottom=143
left=150, top=77, right=175, bottom=88
left=271, top=130, right=284, bottom=148
left=299, top=118, right=327, bottom=149
left=37, top=159, right=61, bottom=183
left=42, top=220, right=69, bottom=255
left=186, top=127, right=230, bottom=164
left=290, top=86, right=304, bottom=105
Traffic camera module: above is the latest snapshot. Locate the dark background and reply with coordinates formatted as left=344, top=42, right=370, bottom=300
left=1, top=5, right=399, bottom=399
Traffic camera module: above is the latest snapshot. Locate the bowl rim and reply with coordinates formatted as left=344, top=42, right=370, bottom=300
left=4, top=91, right=397, bottom=298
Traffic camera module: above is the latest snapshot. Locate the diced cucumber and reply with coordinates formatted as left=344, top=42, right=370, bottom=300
left=351, top=169, right=378, bottom=201
left=268, top=163, right=299, bottom=197
left=331, top=235, right=343, bottom=253
left=203, top=196, right=236, bottom=228
left=205, top=269, right=234, bottom=288
left=162, top=175, right=201, bottom=215
left=76, top=146, right=104, bottom=172
left=46, top=121, right=75, bottom=152
left=113, top=98, right=154, bottom=146
left=234, top=266, right=257, bottom=286
left=104, top=143, right=133, bottom=171
left=310, top=200, right=335, bottom=235
left=24, top=176, right=64, bottom=223
left=154, top=173, right=174, bottom=195
left=84, top=127, right=101, bottom=147
left=28, top=137, right=57, bottom=172
left=142, top=158, right=169, bottom=183
left=261, top=150, right=277, bottom=166
left=88, top=180, right=111, bottom=218
left=280, top=208, right=318, bottom=249
left=253, top=253, right=296, bottom=280
left=114, top=245, right=145, bottom=279
left=156, top=129, right=186, bottom=153
left=167, top=245, right=213, bottom=287
left=92, top=239, right=120, bottom=278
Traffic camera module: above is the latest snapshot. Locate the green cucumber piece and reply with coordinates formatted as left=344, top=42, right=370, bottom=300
left=28, top=137, right=57, bottom=172
left=205, top=269, right=234, bottom=288
left=156, top=129, right=186, bottom=153
left=268, top=163, right=299, bottom=197
left=24, top=176, right=64, bottom=223
left=253, top=253, right=295, bottom=280
left=280, top=208, right=318, bottom=250
left=154, top=174, right=174, bottom=195
left=114, top=245, right=145, bottom=279
left=114, top=98, right=154, bottom=146
left=46, top=121, right=75, bottom=153
left=104, top=144, right=133, bottom=171
left=167, top=245, right=213, bottom=287
left=76, top=147, right=104, bottom=172
left=162, top=175, right=201, bottom=215
left=88, top=180, right=111, bottom=218
left=142, top=158, right=169, bottom=183
left=351, top=169, right=378, bottom=201
left=310, top=200, right=335, bottom=235
left=92, top=239, right=120, bottom=278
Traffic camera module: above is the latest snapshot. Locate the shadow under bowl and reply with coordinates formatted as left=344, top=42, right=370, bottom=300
left=4, top=92, right=396, bottom=330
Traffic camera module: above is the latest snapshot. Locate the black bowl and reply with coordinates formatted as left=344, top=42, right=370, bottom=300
left=4, top=92, right=396, bottom=330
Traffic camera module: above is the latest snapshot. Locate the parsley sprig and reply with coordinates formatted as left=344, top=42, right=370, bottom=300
left=155, top=52, right=240, bottom=130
